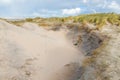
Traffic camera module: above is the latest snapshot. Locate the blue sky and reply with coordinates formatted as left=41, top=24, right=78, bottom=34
left=0, top=0, right=120, bottom=18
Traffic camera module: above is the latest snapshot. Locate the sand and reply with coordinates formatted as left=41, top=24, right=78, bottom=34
left=0, top=20, right=84, bottom=80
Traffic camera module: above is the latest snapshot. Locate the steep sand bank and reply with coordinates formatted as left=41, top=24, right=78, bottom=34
left=0, top=20, right=84, bottom=80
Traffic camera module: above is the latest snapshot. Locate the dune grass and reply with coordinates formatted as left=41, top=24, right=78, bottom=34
left=7, top=13, right=120, bottom=27
left=73, top=13, right=120, bottom=27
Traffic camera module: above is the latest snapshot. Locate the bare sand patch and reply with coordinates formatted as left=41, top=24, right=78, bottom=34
left=0, top=21, right=84, bottom=80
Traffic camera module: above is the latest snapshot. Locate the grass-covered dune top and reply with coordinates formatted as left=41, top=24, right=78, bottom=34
left=7, top=13, right=120, bottom=27
left=73, top=13, right=120, bottom=27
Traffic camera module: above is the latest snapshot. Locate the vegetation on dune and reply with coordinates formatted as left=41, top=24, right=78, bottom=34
left=73, top=13, right=120, bottom=27
left=9, top=20, right=25, bottom=26
left=25, top=18, right=33, bottom=22
left=7, top=13, right=120, bottom=27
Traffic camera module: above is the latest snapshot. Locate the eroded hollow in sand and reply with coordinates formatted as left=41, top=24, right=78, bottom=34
left=0, top=21, right=84, bottom=80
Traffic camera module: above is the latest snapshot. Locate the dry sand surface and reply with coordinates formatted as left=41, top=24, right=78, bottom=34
left=0, top=20, right=84, bottom=80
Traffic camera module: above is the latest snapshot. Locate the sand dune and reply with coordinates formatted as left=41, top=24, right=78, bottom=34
left=0, top=20, right=84, bottom=80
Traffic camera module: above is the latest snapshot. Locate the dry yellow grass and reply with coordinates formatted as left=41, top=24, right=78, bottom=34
left=7, top=13, right=120, bottom=28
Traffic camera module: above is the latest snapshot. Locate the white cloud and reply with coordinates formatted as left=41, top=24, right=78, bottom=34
left=108, top=1, right=120, bottom=10
left=83, top=0, right=88, bottom=3
left=0, top=0, right=13, bottom=4
left=102, top=0, right=107, bottom=8
left=0, top=0, right=26, bottom=5
left=97, top=0, right=108, bottom=8
left=91, top=9, right=97, bottom=13
left=62, top=8, right=81, bottom=15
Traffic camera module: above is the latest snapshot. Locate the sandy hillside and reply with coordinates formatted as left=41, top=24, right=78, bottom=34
left=78, top=24, right=120, bottom=80
left=0, top=20, right=84, bottom=80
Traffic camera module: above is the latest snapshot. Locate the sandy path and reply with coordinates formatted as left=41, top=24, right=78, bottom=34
left=0, top=20, right=83, bottom=80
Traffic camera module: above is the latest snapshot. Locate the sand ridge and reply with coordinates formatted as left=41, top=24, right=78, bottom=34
left=0, top=20, right=84, bottom=80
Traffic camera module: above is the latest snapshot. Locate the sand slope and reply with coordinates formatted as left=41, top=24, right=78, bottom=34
left=0, top=20, right=83, bottom=80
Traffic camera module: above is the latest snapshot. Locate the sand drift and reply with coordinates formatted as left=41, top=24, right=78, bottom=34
left=0, top=20, right=83, bottom=80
